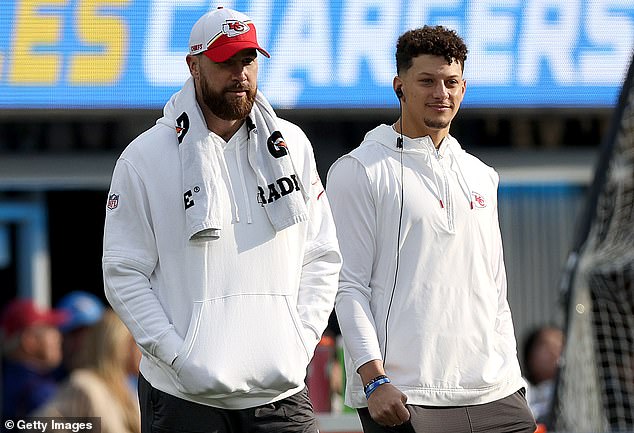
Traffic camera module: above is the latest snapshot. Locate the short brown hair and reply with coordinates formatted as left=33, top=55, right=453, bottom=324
left=396, top=25, right=468, bottom=75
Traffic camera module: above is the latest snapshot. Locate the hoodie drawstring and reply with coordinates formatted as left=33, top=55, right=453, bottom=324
left=238, top=134, right=253, bottom=224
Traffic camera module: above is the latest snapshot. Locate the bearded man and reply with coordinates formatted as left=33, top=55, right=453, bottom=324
left=102, top=7, right=341, bottom=433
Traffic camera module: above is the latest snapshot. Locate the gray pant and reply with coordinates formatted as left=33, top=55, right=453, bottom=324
left=138, top=374, right=318, bottom=433
left=358, top=389, right=536, bottom=433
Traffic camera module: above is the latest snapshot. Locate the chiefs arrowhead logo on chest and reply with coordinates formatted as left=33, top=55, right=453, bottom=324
left=472, top=191, right=487, bottom=208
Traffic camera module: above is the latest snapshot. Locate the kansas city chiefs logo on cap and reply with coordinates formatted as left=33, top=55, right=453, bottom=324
left=222, top=20, right=250, bottom=37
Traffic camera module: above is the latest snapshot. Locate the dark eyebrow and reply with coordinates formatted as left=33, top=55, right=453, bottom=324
left=416, top=72, right=462, bottom=79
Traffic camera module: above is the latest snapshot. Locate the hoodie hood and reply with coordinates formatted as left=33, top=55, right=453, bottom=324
left=363, top=124, right=465, bottom=156
left=362, top=124, right=474, bottom=210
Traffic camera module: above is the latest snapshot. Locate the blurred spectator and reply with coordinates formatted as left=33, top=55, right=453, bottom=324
left=1, top=298, right=67, bottom=417
left=35, top=309, right=141, bottom=433
left=522, top=325, right=565, bottom=424
left=306, top=334, right=336, bottom=412
left=56, top=291, right=105, bottom=376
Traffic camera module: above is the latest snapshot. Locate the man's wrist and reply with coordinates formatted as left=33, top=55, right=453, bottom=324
left=357, top=359, right=385, bottom=385
left=364, top=375, right=391, bottom=399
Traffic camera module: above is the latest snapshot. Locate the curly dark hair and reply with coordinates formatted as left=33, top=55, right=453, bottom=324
left=396, top=25, right=468, bottom=75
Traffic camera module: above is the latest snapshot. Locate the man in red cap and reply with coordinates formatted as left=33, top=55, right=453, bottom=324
left=1, top=298, right=67, bottom=417
left=103, top=6, right=341, bottom=433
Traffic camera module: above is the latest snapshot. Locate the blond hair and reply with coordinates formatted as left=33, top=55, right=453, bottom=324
left=78, top=309, right=140, bottom=433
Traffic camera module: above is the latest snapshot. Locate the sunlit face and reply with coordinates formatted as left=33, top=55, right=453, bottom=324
left=195, top=49, right=259, bottom=120
left=399, top=54, right=466, bottom=135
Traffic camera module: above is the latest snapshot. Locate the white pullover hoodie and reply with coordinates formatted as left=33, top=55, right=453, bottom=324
left=103, top=99, right=341, bottom=409
left=327, top=124, right=525, bottom=408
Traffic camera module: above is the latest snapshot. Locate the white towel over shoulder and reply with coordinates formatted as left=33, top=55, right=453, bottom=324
left=157, top=77, right=308, bottom=241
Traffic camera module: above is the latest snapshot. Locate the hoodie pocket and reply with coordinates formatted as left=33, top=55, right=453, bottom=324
left=170, top=294, right=310, bottom=397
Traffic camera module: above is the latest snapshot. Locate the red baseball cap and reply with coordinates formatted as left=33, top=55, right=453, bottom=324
left=189, top=7, right=270, bottom=63
left=0, top=298, right=68, bottom=338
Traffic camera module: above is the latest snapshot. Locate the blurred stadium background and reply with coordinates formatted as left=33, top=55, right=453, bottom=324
left=1, top=1, right=632, bottom=431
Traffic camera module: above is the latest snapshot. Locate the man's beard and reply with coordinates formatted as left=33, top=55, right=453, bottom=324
left=423, top=118, right=451, bottom=130
left=200, top=77, right=256, bottom=121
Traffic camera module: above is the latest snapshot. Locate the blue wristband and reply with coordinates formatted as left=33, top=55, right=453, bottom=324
left=363, top=374, right=388, bottom=390
left=364, top=377, right=391, bottom=399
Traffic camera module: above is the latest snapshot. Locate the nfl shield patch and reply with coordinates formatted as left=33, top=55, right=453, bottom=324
left=107, top=193, right=119, bottom=210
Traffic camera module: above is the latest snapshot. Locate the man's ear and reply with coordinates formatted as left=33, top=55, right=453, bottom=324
left=393, top=76, right=405, bottom=101
left=186, top=55, right=199, bottom=79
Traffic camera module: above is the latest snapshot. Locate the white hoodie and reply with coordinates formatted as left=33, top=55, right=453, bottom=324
left=327, top=124, right=525, bottom=408
left=103, top=101, right=341, bottom=409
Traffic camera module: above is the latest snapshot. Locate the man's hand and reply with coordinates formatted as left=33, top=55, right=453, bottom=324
left=367, top=382, right=410, bottom=427
left=358, top=360, right=410, bottom=427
